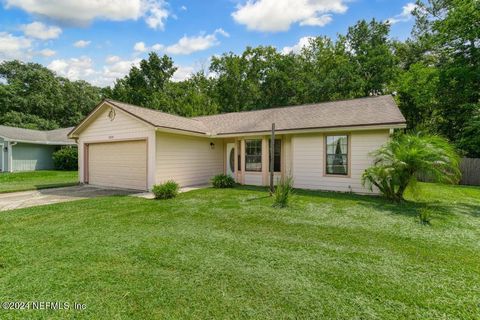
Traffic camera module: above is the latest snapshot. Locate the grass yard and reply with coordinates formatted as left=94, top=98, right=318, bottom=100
left=0, top=183, right=479, bottom=319
left=0, top=170, right=78, bottom=193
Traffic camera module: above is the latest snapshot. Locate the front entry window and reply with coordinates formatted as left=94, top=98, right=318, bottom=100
left=229, top=148, right=235, bottom=173
left=245, top=139, right=262, bottom=172
left=269, top=139, right=281, bottom=172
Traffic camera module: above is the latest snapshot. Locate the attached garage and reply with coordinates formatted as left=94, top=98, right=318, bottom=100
left=86, top=140, right=147, bottom=190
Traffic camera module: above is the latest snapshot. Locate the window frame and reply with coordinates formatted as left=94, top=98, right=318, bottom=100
left=324, top=134, right=350, bottom=177
left=245, top=139, right=262, bottom=172
left=268, top=139, right=282, bottom=173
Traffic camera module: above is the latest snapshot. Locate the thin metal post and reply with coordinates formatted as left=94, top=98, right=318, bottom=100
left=270, top=123, right=275, bottom=194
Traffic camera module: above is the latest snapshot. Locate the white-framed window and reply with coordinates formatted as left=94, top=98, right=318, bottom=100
left=245, top=139, right=262, bottom=172
left=325, top=135, right=348, bottom=175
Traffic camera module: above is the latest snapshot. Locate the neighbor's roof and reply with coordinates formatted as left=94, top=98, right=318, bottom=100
left=71, top=95, right=406, bottom=137
left=0, top=125, right=75, bottom=145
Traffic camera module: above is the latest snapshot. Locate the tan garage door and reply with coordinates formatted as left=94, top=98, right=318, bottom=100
left=87, top=140, right=147, bottom=190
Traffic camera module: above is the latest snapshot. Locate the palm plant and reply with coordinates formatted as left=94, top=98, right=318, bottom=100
left=362, top=133, right=461, bottom=201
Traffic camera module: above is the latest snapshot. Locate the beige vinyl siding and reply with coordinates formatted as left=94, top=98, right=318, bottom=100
left=155, top=132, right=223, bottom=187
left=244, top=173, right=263, bottom=186
left=283, top=136, right=293, bottom=175
left=88, top=140, right=147, bottom=190
left=77, top=105, right=156, bottom=188
left=292, top=130, right=389, bottom=193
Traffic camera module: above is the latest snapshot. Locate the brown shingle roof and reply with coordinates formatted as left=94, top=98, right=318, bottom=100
left=194, top=95, right=406, bottom=135
left=0, top=125, right=75, bottom=145
left=106, top=100, right=211, bottom=134
left=72, top=95, right=405, bottom=137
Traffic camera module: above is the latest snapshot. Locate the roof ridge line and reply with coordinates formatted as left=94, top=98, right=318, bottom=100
left=192, top=95, right=394, bottom=119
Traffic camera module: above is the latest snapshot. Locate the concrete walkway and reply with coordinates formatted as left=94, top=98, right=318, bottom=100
left=0, top=185, right=136, bottom=211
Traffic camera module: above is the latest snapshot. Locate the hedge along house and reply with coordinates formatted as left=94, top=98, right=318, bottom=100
left=68, top=95, right=406, bottom=193
left=0, top=126, right=75, bottom=172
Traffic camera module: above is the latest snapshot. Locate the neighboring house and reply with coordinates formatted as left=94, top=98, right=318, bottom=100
left=68, top=95, right=406, bottom=193
left=0, top=126, right=75, bottom=172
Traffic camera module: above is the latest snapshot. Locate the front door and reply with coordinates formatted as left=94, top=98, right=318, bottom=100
left=226, top=143, right=235, bottom=177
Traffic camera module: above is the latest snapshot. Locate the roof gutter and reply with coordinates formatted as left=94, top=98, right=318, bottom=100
left=0, top=138, right=76, bottom=145
left=214, top=122, right=407, bottom=138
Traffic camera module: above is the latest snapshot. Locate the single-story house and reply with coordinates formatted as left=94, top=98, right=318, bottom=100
left=68, top=95, right=406, bottom=193
left=0, top=126, right=75, bottom=172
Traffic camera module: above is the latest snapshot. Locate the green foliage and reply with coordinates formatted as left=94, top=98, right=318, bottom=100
left=346, top=19, right=397, bottom=96
left=211, top=174, right=236, bottom=188
left=0, top=111, right=59, bottom=130
left=273, top=175, right=294, bottom=208
left=152, top=181, right=180, bottom=200
left=457, top=107, right=480, bottom=157
left=52, top=147, right=78, bottom=170
left=362, top=133, right=461, bottom=201
left=0, top=60, right=103, bottom=128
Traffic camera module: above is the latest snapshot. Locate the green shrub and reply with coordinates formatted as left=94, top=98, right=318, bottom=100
left=211, top=174, right=236, bottom=188
left=273, top=175, right=294, bottom=208
left=362, top=133, right=460, bottom=202
left=52, top=147, right=78, bottom=170
left=152, top=181, right=180, bottom=200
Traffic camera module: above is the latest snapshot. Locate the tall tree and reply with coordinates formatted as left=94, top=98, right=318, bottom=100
left=0, top=60, right=103, bottom=128
left=346, top=19, right=397, bottom=96
left=111, top=53, right=177, bottom=111
left=410, top=0, right=480, bottom=155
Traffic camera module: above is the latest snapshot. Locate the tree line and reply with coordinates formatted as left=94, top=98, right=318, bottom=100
left=0, top=0, right=478, bottom=157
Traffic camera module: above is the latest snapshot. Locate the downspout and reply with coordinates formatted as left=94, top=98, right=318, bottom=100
left=7, top=141, right=17, bottom=172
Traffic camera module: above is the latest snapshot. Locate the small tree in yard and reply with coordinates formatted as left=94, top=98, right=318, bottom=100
left=362, top=133, right=461, bottom=202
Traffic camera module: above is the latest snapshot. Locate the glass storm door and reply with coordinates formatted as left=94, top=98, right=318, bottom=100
left=226, top=143, right=235, bottom=177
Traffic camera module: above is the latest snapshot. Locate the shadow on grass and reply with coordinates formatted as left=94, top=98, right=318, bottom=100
left=234, top=184, right=480, bottom=220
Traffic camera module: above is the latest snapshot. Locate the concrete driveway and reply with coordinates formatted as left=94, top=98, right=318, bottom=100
left=0, top=185, right=137, bottom=211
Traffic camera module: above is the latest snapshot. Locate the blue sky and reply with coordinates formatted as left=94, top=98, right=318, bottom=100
left=0, top=0, right=416, bottom=87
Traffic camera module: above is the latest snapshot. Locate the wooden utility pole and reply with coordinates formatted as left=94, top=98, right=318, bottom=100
left=270, top=123, right=275, bottom=194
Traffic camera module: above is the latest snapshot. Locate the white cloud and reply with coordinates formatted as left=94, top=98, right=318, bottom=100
left=152, top=43, right=164, bottom=50
left=133, top=41, right=163, bottom=52
left=282, top=36, right=314, bottom=54
left=105, top=55, right=121, bottom=63
left=134, top=41, right=148, bottom=52
left=0, top=32, right=32, bottom=60
left=387, top=2, right=417, bottom=24
left=299, top=14, right=332, bottom=27
left=100, top=57, right=141, bottom=85
left=20, top=21, right=62, bottom=40
left=232, top=0, right=347, bottom=32
left=172, top=65, right=194, bottom=81
left=165, top=29, right=229, bottom=55
left=144, top=0, right=169, bottom=29
left=6, top=0, right=170, bottom=30
left=39, top=48, right=56, bottom=57
left=48, top=56, right=97, bottom=81
left=180, top=5, right=187, bottom=11
left=74, top=40, right=91, bottom=48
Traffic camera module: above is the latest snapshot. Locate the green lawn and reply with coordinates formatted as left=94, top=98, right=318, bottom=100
left=0, top=170, right=78, bottom=193
left=0, top=183, right=479, bottom=319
